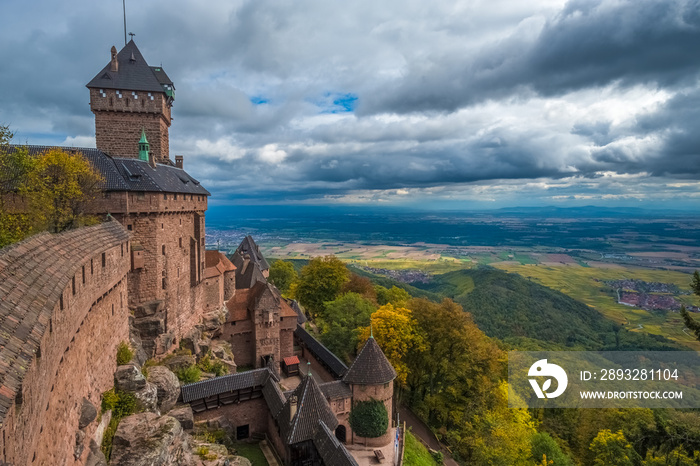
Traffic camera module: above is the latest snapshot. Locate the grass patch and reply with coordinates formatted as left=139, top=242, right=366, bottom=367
left=404, top=430, right=439, bottom=466
left=232, top=442, right=270, bottom=466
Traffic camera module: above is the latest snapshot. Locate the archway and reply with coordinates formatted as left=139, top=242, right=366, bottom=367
left=335, top=425, right=347, bottom=443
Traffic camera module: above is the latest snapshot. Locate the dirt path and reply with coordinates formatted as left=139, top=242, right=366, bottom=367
left=399, top=406, right=459, bottom=466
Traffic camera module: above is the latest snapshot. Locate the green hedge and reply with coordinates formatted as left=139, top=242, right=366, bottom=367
left=349, top=400, right=388, bottom=438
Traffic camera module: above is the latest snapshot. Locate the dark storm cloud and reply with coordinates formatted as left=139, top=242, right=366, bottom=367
left=2, top=0, right=699, bottom=205
left=364, top=0, right=700, bottom=114
left=589, top=86, right=700, bottom=177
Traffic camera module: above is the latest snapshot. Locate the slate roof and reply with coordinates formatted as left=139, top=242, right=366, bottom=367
left=86, top=40, right=173, bottom=94
left=231, top=236, right=270, bottom=272
left=234, top=261, right=267, bottom=289
left=313, top=420, right=359, bottom=466
left=0, top=221, right=130, bottom=427
left=262, top=377, right=286, bottom=419
left=8, top=145, right=210, bottom=195
left=180, top=368, right=270, bottom=403
left=343, top=337, right=397, bottom=385
left=295, top=324, right=348, bottom=378
left=317, top=380, right=352, bottom=400
left=286, top=299, right=307, bottom=324
left=282, top=372, right=338, bottom=445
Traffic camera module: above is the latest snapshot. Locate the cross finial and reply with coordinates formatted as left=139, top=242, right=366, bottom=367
left=128, top=32, right=135, bottom=41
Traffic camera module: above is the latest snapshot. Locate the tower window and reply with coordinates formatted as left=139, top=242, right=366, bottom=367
left=102, top=252, right=106, bottom=267
left=109, top=97, right=113, bottom=107
left=126, top=98, right=130, bottom=107
left=142, top=99, right=145, bottom=108
left=162, top=245, right=166, bottom=255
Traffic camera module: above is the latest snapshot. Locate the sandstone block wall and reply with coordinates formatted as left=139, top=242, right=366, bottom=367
left=0, top=222, right=130, bottom=466
left=90, top=88, right=171, bottom=162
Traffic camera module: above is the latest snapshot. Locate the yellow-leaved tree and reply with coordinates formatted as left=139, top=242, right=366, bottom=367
left=25, top=148, right=103, bottom=233
left=358, top=303, right=426, bottom=385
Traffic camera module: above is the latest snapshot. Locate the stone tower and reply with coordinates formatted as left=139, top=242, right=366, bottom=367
left=86, top=40, right=175, bottom=163
left=342, top=336, right=397, bottom=447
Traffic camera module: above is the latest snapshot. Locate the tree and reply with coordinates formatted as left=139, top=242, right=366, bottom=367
left=375, top=285, right=411, bottom=307
left=291, top=255, right=349, bottom=317
left=269, top=260, right=297, bottom=293
left=358, top=303, right=426, bottom=385
left=530, top=433, right=573, bottom=466
left=680, top=271, right=700, bottom=341
left=341, top=274, right=377, bottom=303
left=1, top=127, right=35, bottom=246
left=349, top=400, right=389, bottom=438
left=318, top=293, right=376, bottom=362
left=25, top=148, right=103, bottom=233
left=589, top=430, right=639, bottom=466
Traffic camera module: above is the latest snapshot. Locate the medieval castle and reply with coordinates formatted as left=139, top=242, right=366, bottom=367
left=0, top=41, right=398, bottom=465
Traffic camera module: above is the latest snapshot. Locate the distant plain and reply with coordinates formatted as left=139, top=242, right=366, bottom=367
left=206, top=205, right=700, bottom=349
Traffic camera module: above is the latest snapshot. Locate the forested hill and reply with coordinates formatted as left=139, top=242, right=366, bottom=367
left=411, top=267, right=680, bottom=351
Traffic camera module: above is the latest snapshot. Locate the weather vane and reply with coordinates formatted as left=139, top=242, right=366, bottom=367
left=129, top=32, right=136, bottom=41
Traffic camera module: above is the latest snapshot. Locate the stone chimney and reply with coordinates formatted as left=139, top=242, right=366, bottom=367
left=149, top=150, right=157, bottom=169
left=110, top=46, right=118, bottom=72
left=175, top=155, right=183, bottom=169
left=241, top=254, right=250, bottom=274
left=289, top=395, right=298, bottom=421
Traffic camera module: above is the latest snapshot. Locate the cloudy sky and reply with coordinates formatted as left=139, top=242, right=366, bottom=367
left=1, top=0, right=699, bottom=209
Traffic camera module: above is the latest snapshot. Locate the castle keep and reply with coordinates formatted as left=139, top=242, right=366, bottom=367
left=0, top=41, right=398, bottom=466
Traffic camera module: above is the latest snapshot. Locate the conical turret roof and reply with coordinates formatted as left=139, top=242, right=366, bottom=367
left=343, top=337, right=397, bottom=385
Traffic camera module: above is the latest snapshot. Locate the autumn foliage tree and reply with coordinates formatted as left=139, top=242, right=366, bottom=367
left=26, top=148, right=103, bottom=233
left=269, top=260, right=297, bottom=294
left=0, top=134, right=103, bottom=247
left=359, top=303, right=426, bottom=385
left=291, top=255, right=349, bottom=317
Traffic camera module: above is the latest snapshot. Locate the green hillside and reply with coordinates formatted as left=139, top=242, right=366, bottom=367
left=412, top=267, right=680, bottom=351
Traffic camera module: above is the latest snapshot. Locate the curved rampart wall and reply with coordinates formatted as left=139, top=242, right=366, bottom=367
left=0, top=221, right=130, bottom=465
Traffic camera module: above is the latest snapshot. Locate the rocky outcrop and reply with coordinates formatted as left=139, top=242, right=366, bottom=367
left=114, top=364, right=158, bottom=413
left=86, top=439, right=108, bottom=466
left=79, top=398, right=98, bottom=429
left=115, top=365, right=147, bottom=392
left=133, top=382, right=158, bottom=413
left=169, top=405, right=194, bottom=431
left=163, top=354, right=196, bottom=372
left=147, top=366, right=181, bottom=413
left=109, top=413, right=195, bottom=466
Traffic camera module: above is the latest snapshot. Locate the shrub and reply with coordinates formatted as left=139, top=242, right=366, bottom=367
left=176, top=365, right=201, bottom=384
left=349, top=400, right=388, bottom=438
left=116, top=341, right=134, bottom=365
left=100, top=388, right=138, bottom=461
left=197, top=353, right=229, bottom=377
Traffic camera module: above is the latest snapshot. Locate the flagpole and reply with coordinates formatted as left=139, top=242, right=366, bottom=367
left=123, top=0, right=127, bottom=46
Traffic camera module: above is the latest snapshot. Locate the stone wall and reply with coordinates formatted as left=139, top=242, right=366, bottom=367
left=193, top=398, right=270, bottom=440
left=0, top=222, right=131, bottom=465
left=349, top=382, right=395, bottom=447
left=90, top=88, right=171, bottom=162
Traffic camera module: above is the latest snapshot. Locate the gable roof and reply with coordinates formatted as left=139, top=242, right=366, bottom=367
left=234, top=260, right=267, bottom=289
left=343, top=337, right=397, bottom=385
left=231, top=236, right=270, bottom=272
left=313, top=421, right=359, bottom=466
left=294, top=324, right=348, bottom=378
left=282, top=372, right=338, bottom=445
left=7, top=145, right=209, bottom=196
left=86, top=40, right=173, bottom=93
left=180, top=368, right=270, bottom=403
